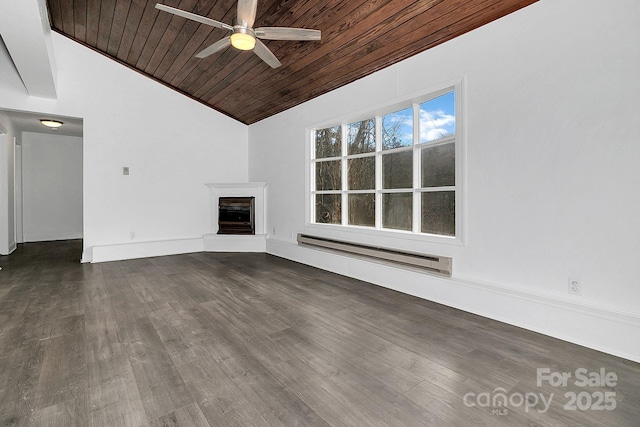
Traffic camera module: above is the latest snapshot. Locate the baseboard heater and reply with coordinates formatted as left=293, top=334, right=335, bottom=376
left=297, top=234, right=452, bottom=277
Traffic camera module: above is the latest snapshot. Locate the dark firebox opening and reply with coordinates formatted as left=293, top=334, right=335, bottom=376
left=218, top=197, right=255, bottom=235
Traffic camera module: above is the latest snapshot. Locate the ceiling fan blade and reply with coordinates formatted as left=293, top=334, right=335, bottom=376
left=155, top=4, right=233, bottom=31
left=254, top=39, right=282, bottom=69
left=255, top=27, right=321, bottom=41
left=195, top=37, right=231, bottom=58
left=236, top=0, right=258, bottom=27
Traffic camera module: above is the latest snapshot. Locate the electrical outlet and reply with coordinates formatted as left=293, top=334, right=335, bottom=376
left=130, top=231, right=135, bottom=240
left=273, top=227, right=276, bottom=235
left=123, top=167, right=130, bottom=175
left=568, top=277, right=582, bottom=296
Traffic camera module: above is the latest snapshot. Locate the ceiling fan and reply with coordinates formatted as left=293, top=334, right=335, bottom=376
left=155, top=0, right=321, bottom=69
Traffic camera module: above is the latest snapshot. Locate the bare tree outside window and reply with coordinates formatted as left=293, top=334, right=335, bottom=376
left=381, top=107, right=413, bottom=230
left=382, top=193, right=412, bottom=230
left=421, top=143, right=455, bottom=188
left=346, top=119, right=376, bottom=226
left=382, top=107, right=412, bottom=150
left=315, top=126, right=341, bottom=158
left=347, top=120, right=375, bottom=155
left=316, top=194, right=341, bottom=224
left=315, top=126, right=342, bottom=224
left=419, top=92, right=456, bottom=235
left=349, top=194, right=375, bottom=226
left=422, top=191, right=455, bottom=236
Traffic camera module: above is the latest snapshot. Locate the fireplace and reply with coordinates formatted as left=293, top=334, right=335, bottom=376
left=205, top=182, right=267, bottom=252
left=218, top=197, right=255, bottom=235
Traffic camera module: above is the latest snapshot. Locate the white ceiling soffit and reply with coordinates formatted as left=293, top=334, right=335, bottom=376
left=0, top=0, right=57, bottom=98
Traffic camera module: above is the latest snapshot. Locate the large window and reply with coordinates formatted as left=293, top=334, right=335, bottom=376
left=311, top=86, right=461, bottom=239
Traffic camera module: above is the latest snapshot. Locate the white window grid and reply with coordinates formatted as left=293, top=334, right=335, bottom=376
left=310, top=84, right=461, bottom=239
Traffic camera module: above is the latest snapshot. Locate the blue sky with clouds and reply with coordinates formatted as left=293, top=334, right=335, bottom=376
left=420, top=91, right=455, bottom=142
left=381, top=91, right=455, bottom=147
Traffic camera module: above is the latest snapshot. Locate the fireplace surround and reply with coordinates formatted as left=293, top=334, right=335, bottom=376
left=204, top=182, right=267, bottom=252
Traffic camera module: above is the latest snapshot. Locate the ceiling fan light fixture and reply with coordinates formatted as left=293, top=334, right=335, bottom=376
left=155, top=2, right=320, bottom=69
left=230, top=32, right=256, bottom=50
left=40, top=119, right=63, bottom=128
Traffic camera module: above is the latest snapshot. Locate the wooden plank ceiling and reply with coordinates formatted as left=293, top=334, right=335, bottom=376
left=46, top=0, right=537, bottom=124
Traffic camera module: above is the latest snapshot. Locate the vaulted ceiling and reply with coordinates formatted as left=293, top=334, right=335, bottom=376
left=46, top=0, right=537, bottom=124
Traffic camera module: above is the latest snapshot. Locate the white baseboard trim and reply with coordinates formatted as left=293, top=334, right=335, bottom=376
left=203, top=233, right=266, bottom=252
left=85, top=233, right=269, bottom=263
left=81, top=247, right=92, bottom=263
left=89, top=237, right=204, bottom=263
left=266, top=237, right=640, bottom=363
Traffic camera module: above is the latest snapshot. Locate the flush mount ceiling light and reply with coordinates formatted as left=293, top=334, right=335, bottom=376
left=40, top=119, right=63, bottom=129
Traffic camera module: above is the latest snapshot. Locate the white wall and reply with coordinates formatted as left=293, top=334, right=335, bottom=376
left=21, top=132, right=82, bottom=241
left=0, top=113, right=16, bottom=254
left=14, top=143, right=22, bottom=244
left=0, top=32, right=249, bottom=262
left=249, top=0, right=640, bottom=361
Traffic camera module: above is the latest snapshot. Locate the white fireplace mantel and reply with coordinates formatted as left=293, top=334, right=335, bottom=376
left=203, top=182, right=268, bottom=252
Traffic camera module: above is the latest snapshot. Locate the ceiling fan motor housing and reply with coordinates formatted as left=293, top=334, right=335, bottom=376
left=232, top=19, right=256, bottom=37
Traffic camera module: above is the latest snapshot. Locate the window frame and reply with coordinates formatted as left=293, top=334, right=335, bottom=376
left=307, top=80, right=465, bottom=246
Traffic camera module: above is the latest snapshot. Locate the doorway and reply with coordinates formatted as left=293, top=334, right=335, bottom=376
left=0, top=109, right=83, bottom=259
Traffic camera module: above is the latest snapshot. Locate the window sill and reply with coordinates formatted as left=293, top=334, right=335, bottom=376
left=304, top=222, right=465, bottom=247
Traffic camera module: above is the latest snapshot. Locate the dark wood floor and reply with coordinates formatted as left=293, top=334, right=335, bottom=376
left=0, top=241, right=638, bottom=426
